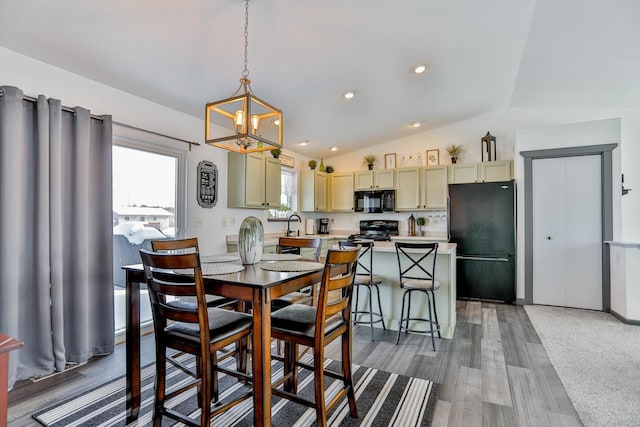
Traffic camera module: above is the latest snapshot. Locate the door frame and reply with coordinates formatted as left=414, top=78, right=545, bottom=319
left=520, top=144, right=617, bottom=310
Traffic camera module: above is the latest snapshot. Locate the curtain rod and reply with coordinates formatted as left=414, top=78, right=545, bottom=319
left=19, top=94, right=200, bottom=150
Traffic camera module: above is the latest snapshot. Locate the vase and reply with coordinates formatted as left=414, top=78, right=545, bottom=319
left=238, top=216, right=264, bottom=265
left=368, top=164, right=374, bottom=170
left=451, top=157, right=457, bottom=164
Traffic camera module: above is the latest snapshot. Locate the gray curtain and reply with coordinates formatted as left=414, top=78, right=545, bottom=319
left=0, top=86, right=114, bottom=389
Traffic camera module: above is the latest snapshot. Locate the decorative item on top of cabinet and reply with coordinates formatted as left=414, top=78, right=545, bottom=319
left=197, top=161, right=218, bottom=208
left=270, top=148, right=281, bottom=158
left=325, top=165, right=334, bottom=173
left=319, top=158, right=325, bottom=172
left=426, top=149, right=439, bottom=166
left=445, top=144, right=466, bottom=164
left=308, top=159, right=317, bottom=170
left=385, top=153, right=397, bottom=169
left=362, top=154, right=378, bottom=170
left=481, top=131, right=496, bottom=161
left=279, top=153, right=294, bottom=168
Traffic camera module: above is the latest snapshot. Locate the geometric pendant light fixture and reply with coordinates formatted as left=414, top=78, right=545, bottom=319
left=205, top=0, right=283, bottom=153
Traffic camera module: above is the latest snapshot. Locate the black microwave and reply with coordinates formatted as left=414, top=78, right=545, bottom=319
left=354, top=190, right=395, bottom=213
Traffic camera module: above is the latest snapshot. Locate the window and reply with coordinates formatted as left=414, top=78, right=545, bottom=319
left=269, top=168, right=298, bottom=218
left=112, top=134, right=186, bottom=334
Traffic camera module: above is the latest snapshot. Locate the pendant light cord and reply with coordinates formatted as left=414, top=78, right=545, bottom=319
left=242, top=0, right=250, bottom=78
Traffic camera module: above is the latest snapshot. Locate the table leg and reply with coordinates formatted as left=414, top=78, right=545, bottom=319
left=0, top=353, right=9, bottom=426
left=125, top=271, right=141, bottom=421
left=252, top=288, right=272, bottom=426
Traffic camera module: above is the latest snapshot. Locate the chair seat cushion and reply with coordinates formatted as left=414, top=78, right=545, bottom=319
left=271, top=291, right=313, bottom=311
left=402, top=279, right=440, bottom=290
left=167, top=295, right=236, bottom=310
left=166, top=308, right=252, bottom=343
left=354, top=274, right=382, bottom=285
left=271, top=304, right=344, bottom=339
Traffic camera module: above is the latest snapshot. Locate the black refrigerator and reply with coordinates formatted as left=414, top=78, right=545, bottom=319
left=448, top=181, right=516, bottom=302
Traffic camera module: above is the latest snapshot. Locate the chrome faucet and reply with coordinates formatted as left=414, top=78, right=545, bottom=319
left=286, top=213, right=302, bottom=237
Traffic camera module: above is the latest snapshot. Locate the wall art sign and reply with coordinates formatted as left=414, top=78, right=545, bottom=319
left=279, top=154, right=295, bottom=168
left=197, top=160, right=217, bottom=208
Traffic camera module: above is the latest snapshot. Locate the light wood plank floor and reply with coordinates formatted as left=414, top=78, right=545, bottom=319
left=8, top=300, right=582, bottom=426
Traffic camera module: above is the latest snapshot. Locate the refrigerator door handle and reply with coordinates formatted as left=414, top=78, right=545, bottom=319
left=456, top=255, right=510, bottom=262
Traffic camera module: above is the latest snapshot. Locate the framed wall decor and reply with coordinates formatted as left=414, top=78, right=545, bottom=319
left=279, top=154, right=295, bottom=168
left=385, top=153, right=397, bottom=169
left=426, top=149, right=440, bottom=167
left=197, top=160, right=217, bottom=208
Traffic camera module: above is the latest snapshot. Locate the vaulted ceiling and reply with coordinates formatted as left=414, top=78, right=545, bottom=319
left=1, top=0, right=638, bottom=158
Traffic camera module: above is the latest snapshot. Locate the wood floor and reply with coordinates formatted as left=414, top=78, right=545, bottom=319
left=8, top=300, right=582, bottom=426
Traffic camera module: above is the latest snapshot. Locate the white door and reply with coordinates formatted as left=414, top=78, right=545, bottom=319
left=532, top=155, right=602, bottom=310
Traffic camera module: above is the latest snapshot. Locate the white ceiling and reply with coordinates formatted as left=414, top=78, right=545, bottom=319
left=1, top=0, right=638, bottom=158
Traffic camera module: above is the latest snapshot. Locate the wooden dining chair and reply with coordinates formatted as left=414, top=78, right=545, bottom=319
left=271, top=237, right=322, bottom=310
left=270, top=247, right=360, bottom=427
left=394, top=242, right=441, bottom=350
left=151, top=238, right=236, bottom=309
left=140, top=249, right=253, bottom=427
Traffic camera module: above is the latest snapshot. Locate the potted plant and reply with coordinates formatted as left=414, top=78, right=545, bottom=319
left=445, top=144, right=466, bottom=164
left=416, top=217, right=426, bottom=236
left=325, top=165, right=334, bottom=173
left=362, top=154, right=378, bottom=170
left=308, top=159, right=317, bottom=170
left=270, top=148, right=281, bottom=159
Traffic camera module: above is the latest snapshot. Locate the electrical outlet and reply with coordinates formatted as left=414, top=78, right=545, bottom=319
left=222, top=217, right=228, bottom=227
left=194, top=217, right=203, bottom=227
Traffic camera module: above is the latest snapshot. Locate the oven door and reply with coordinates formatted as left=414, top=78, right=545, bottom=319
left=355, top=191, right=382, bottom=213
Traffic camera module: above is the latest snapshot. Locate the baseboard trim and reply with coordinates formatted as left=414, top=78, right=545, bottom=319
left=516, top=298, right=531, bottom=305
left=610, top=309, right=640, bottom=326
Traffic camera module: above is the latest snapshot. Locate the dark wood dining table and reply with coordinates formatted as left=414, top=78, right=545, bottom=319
left=122, top=260, right=325, bottom=427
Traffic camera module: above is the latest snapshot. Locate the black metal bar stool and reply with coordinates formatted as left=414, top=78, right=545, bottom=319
left=339, top=240, right=386, bottom=340
left=394, top=241, right=441, bottom=350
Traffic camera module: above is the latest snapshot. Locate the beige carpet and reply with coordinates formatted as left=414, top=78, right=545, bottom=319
left=524, top=305, right=640, bottom=427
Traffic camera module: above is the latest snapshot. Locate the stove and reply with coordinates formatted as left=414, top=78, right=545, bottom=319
left=348, top=220, right=399, bottom=242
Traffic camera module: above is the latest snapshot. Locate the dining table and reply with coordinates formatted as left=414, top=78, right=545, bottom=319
left=122, top=255, right=327, bottom=427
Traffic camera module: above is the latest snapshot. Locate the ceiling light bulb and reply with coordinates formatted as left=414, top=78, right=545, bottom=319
left=251, top=115, right=260, bottom=134
left=299, top=141, right=309, bottom=146
left=331, top=146, right=338, bottom=151
left=234, top=110, right=245, bottom=131
left=273, top=119, right=280, bottom=126
left=413, top=64, right=427, bottom=74
left=343, top=91, right=355, bottom=100
left=411, top=122, right=421, bottom=128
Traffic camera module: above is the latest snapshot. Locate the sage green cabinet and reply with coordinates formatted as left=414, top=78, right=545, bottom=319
left=395, top=168, right=421, bottom=210
left=227, top=152, right=281, bottom=209
left=420, top=166, right=448, bottom=209
left=329, top=172, right=354, bottom=212
left=300, top=170, right=328, bottom=212
left=449, top=160, right=513, bottom=184
left=354, top=170, right=395, bottom=190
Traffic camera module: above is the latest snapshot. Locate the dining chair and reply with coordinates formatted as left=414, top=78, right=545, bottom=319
left=271, top=237, right=322, bottom=311
left=338, top=240, right=386, bottom=340
left=394, top=242, right=441, bottom=350
left=270, top=247, right=360, bottom=427
left=151, top=238, right=236, bottom=309
left=140, top=249, right=253, bottom=427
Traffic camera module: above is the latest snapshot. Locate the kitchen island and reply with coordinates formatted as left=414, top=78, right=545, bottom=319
left=345, top=241, right=457, bottom=339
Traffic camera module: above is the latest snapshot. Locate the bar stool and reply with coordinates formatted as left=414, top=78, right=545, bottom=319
left=339, top=240, right=386, bottom=340
left=394, top=242, right=441, bottom=350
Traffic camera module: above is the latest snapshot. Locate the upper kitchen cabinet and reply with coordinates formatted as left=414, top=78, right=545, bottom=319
left=449, top=160, right=513, bottom=184
left=420, top=165, right=448, bottom=210
left=354, top=170, right=395, bottom=190
left=329, top=172, right=354, bottom=212
left=449, top=162, right=478, bottom=184
left=480, top=160, right=513, bottom=182
left=228, top=152, right=281, bottom=209
left=300, top=170, right=328, bottom=212
left=395, top=168, right=420, bottom=210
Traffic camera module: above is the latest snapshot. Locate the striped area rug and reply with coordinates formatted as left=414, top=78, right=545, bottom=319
left=33, top=353, right=438, bottom=426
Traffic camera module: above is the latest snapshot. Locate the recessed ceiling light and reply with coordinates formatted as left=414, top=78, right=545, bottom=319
left=411, top=122, right=421, bottom=128
left=343, top=91, right=356, bottom=100
left=412, top=64, right=427, bottom=74
left=273, top=119, right=280, bottom=126
left=299, top=140, right=309, bottom=146
left=331, top=146, right=338, bottom=151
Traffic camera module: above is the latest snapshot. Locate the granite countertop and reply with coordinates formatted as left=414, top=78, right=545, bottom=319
left=226, top=232, right=353, bottom=246
left=367, top=241, right=457, bottom=254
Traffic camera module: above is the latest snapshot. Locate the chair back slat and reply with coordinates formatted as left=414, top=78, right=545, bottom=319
left=152, top=237, right=199, bottom=254
left=277, top=237, right=322, bottom=261
left=394, top=242, right=438, bottom=286
left=315, top=248, right=359, bottom=335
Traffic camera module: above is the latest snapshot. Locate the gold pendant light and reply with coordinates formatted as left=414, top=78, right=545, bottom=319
left=205, top=0, right=283, bottom=153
